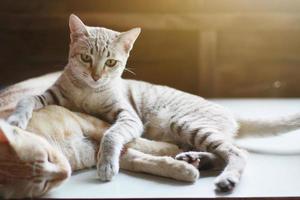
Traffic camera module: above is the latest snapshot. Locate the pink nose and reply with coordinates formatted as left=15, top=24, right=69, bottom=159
left=92, top=74, right=100, bottom=81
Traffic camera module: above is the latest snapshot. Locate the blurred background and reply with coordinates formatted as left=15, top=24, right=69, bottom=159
left=0, top=0, right=300, bottom=97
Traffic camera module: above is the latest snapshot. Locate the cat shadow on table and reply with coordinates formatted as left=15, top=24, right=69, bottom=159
left=78, top=168, right=221, bottom=186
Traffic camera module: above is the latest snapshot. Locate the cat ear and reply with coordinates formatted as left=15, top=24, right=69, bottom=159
left=117, top=28, right=141, bottom=54
left=0, top=128, right=8, bottom=143
left=69, top=14, right=88, bottom=41
left=0, top=120, right=14, bottom=144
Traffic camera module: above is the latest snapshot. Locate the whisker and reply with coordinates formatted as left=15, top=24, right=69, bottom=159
left=124, top=67, right=136, bottom=76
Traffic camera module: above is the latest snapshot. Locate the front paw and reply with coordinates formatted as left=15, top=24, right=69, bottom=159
left=97, top=156, right=119, bottom=181
left=7, top=113, right=29, bottom=129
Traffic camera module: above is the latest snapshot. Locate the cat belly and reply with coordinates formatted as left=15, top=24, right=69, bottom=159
left=142, top=98, right=238, bottom=147
left=144, top=123, right=176, bottom=144
left=60, top=138, right=98, bottom=171
left=143, top=110, right=180, bottom=144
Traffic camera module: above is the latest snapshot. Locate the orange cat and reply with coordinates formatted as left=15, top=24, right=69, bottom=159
left=0, top=105, right=224, bottom=198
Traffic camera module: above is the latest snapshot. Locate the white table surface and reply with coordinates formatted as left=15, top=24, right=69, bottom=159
left=45, top=99, right=300, bottom=198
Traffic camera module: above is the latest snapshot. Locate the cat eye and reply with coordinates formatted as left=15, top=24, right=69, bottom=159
left=43, top=180, right=49, bottom=193
left=105, top=59, right=117, bottom=67
left=47, top=153, right=52, bottom=163
left=80, top=54, right=92, bottom=63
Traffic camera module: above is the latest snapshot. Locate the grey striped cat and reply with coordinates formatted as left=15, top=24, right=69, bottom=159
left=7, top=14, right=300, bottom=192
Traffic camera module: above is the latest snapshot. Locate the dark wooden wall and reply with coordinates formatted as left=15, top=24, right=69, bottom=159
left=1, top=0, right=300, bottom=97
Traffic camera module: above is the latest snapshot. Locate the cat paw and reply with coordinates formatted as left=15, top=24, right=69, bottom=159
left=175, top=152, right=200, bottom=168
left=96, top=158, right=119, bottom=181
left=214, top=172, right=239, bottom=192
left=175, top=151, right=220, bottom=170
left=7, top=113, right=29, bottom=129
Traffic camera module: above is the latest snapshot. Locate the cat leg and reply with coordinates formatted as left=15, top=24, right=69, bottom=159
left=125, top=137, right=182, bottom=157
left=127, top=137, right=225, bottom=171
left=7, top=96, right=37, bottom=128
left=126, top=138, right=225, bottom=171
left=80, top=122, right=198, bottom=181
left=97, top=109, right=144, bottom=181
left=191, top=129, right=248, bottom=192
left=120, top=148, right=199, bottom=182
left=7, top=87, right=62, bottom=129
left=175, top=151, right=225, bottom=171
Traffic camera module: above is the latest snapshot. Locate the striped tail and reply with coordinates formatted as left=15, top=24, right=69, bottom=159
left=235, top=113, right=300, bottom=154
left=236, top=113, right=300, bottom=138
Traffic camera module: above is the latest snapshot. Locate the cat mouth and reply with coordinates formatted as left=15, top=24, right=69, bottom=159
left=87, top=77, right=109, bottom=88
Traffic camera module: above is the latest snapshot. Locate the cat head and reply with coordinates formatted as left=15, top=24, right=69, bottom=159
left=0, top=120, right=71, bottom=199
left=67, top=14, right=141, bottom=88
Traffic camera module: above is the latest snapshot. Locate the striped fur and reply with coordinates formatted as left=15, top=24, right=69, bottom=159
left=7, top=14, right=300, bottom=192
left=0, top=71, right=61, bottom=119
left=0, top=105, right=206, bottom=198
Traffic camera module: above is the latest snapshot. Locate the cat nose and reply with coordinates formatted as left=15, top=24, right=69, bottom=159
left=55, top=169, right=70, bottom=180
left=92, top=74, right=101, bottom=81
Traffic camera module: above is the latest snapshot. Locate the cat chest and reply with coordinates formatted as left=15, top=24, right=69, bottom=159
left=79, top=93, right=117, bottom=120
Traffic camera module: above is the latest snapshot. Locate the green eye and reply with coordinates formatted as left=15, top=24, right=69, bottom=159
left=80, top=54, right=92, bottom=63
left=105, top=59, right=117, bottom=67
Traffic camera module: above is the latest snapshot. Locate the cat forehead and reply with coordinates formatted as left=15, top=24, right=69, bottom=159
left=87, top=27, right=120, bottom=45
left=73, top=27, right=120, bottom=55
